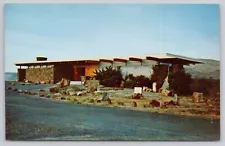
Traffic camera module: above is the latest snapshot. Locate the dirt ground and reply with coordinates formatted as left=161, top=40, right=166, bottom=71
left=5, top=81, right=220, bottom=120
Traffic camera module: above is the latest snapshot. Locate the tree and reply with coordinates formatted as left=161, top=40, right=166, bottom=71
left=168, top=70, right=192, bottom=95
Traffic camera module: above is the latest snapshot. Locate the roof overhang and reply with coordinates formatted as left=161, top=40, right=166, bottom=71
left=15, top=60, right=99, bottom=66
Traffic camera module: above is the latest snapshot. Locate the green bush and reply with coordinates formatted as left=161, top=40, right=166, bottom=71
left=125, top=74, right=152, bottom=88
left=93, top=66, right=123, bottom=87
left=190, top=78, right=220, bottom=97
left=168, top=70, right=192, bottom=95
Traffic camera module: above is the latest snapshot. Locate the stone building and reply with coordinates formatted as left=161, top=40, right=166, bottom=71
left=15, top=53, right=202, bottom=83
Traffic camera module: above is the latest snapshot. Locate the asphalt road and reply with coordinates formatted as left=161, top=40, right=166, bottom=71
left=5, top=90, right=220, bottom=141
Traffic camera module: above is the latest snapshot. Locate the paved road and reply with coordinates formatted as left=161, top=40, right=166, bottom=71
left=5, top=90, right=220, bottom=141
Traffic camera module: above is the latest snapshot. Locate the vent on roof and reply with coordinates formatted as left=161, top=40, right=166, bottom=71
left=36, top=56, right=47, bottom=61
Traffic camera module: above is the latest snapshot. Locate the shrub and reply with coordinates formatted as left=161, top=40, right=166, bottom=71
left=93, top=66, right=123, bottom=87
left=190, top=78, right=220, bottom=97
left=125, top=74, right=152, bottom=88
left=168, top=70, right=192, bottom=95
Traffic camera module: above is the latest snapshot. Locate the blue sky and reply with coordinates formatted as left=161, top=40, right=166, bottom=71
left=4, top=4, right=220, bottom=72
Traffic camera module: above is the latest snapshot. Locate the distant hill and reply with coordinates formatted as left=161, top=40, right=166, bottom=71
left=185, top=59, right=220, bottom=80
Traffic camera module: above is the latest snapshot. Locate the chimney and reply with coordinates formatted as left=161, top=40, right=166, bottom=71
left=36, top=56, right=47, bottom=61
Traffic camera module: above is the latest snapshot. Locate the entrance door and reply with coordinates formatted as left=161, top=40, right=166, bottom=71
left=73, top=67, right=85, bottom=81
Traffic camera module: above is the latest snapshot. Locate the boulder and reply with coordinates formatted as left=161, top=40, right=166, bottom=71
left=77, top=91, right=83, bottom=96
left=161, top=89, right=173, bottom=97
left=23, top=90, right=28, bottom=94
left=39, top=93, right=45, bottom=97
left=59, top=78, right=70, bottom=88
left=53, top=93, right=62, bottom=99
left=149, top=100, right=160, bottom=107
left=165, top=100, right=177, bottom=106
left=40, top=81, right=46, bottom=84
left=192, top=92, right=204, bottom=103
left=132, top=93, right=142, bottom=99
left=18, top=89, right=23, bottom=93
left=132, top=101, right=137, bottom=107
left=61, top=97, right=67, bottom=100
left=49, top=86, right=59, bottom=93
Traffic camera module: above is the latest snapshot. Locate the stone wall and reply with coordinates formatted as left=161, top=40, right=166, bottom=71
left=26, top=67, right=54, bottom=83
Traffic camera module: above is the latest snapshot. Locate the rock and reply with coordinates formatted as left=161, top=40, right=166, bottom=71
left=132, top=93, right=142, bottom=99
left=132, top=101, right=137, bottom=107
left=61, top=97, right=66, bottom=100
left=21, top=83, right=25, bottom=86
left=39, top=89, right=45, bottom=92
left=39, top=93, right=45, bottom=97
left=192, top=92, right=204, bottom=103
left=77, top=91, right=83, bottom=96
left=40, top=81, right=46, bottom=84
left=68, top=90, right=76, bottom=96
left=18, top=89, right=23, bottom=93
left=102, top=92, right=109, bottom=101
left=165, top=100, right=177, bottom=106
left=149, top=100, right=160, bottom=107
left=7, top=87, right=12, bottom=90
left=24, top=79, right=29, bottom=83
left=117, top=101, right=124, bottom=106
left=160, top=89, right=173, bottom=97
left=53, top=93, right=62, bottom=99
left=158, top=88, right=163, bottom=93
left=99, top=85, right=105, bottom=88
left=59, top=78, right=70, bottom=88
left=145, top=88, right=152, bottom=92
left=89, top=99, right=95, bottom=103
left=49, top=86, right=59, bottom=93
left=97, top=100, right=101, bottom=103
left=12, top=88, right=18, bottom=92
left=23, top=90, right=28, bottom=94
left=11, top=83, right=15, bottom=86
